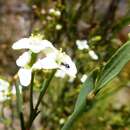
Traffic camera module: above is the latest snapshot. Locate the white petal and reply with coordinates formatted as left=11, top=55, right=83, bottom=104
left=16, top=51, right=31, bottom=67
left=32, top=59, right=42, bottom=70
left=29, top=39, right=55, bottom=53
left=18, top=68, right=32, bottom=86
left=42, top=47, right=57, bottom=55
left=12, top=38, right=56, bottom=53
left=59, top=54, right=77, bottom=77
left=88, top=50, right=98, bottom=60
left=76, top=40, right=89, bottom=50
left=33, top=53, right=58, bottom=69
left=12, top=38, right=30, bottom=50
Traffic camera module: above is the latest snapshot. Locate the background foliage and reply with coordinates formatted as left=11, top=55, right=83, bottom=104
left=0, top=0, right=130, bottom=130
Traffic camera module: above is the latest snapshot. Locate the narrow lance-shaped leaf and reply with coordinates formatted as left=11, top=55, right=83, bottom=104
left=61, top=70, right=96, bottom=130
left=62, top=40, right=130, bottom=130
left=96, top=40, right=130, bottom=90
left=74, top=70, right=96, bottom=112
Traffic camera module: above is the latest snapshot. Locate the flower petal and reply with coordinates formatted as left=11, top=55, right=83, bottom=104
left=18, top=68, right=32, bottom=86
left=12, top=38, right=56, bottom=53
left=33, top=54, right=58, bottom=69
left=12, top=38, right=30, bottom=50
left=29, top=39, right=56, bottom=53
left=59, top=54, right=77, bottom=77
left=16, top=51, right=31, bottom=67
left=55, top=69, right=66, bottom=78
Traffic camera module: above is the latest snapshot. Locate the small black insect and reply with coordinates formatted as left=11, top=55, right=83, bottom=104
left=61, top=62, right=70, bottom=68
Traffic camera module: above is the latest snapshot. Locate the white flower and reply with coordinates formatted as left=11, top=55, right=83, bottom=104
left=0, top=78, right=9, bottom=92
left=76, top=40, right=89, bottom=50
left=0, top=79, right=22, bottom=101
left=0, top=78, right=9, bottom=102
left=80, top=74, right=88, bottom=83
left=56, top=24, right=62, bottom=30
left=18, top=68, right=32, bottom=87
left=59, top=53, right=77, bottom=77
left=33, top=50, right=77, bottom=78
left=12, top=37, right=57, bottom=86
left=13, top=37, right=77, bottom=86
left=12, top=37, right=55, bottom=53
left=16, top=51, right=32, bottom=86
left=88, top=50, right=98, bottom=60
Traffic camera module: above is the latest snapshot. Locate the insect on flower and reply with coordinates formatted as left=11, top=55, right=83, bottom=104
left=12, top=36, right=77, bottom=86
left=61, top=62, right=70, bottom=69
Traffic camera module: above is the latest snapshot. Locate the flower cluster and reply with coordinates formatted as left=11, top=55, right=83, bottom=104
left=76, top=40, right=98, bottom=60
left=0, top=78, right=10, bottom=102
left=0, top=78, right=19, bottom=102
left=12, top=36, right=77, bottom=86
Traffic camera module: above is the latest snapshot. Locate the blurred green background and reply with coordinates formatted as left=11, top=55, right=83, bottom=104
left=0, top=0, right=130, bottom=130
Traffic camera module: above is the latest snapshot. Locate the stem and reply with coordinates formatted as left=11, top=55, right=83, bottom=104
left=61, top=100, right=95, bottom=130
left=30, top=73, right=35, bottom=114
left=61, top=111, right=81, bottom=130
left=20, top=112, right=26, bottom=130
left=28, top=70, right=56, bottom=128
left=35, top=70, right=56, bottom=111
left=15, top=83, right=25, bottom=130
left=28, top=72, right=35, bottom=128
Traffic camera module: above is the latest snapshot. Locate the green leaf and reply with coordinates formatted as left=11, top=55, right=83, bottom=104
left=62, top=40, right=130, bottom=130
left=61, top=70, right=97, bottom=130
left=96, top=40, right=130, bottom=90
left=16, top=84, right=23, bottom=113
left=61, top=109, right=81, bottom=130
left=74, top=70, right=96, bottom=112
